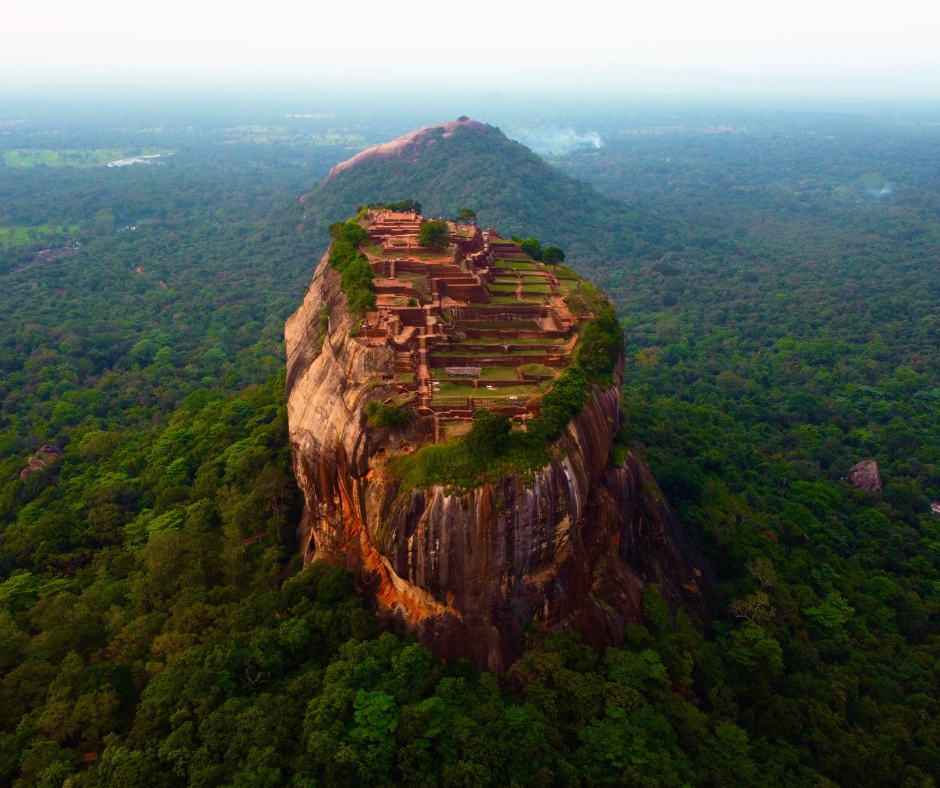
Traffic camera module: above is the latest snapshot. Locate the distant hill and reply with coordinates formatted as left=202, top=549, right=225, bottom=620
left=302, top=119, right=655, bottom=277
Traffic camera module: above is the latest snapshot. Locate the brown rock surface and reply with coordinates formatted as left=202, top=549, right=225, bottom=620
left=845, top=459, right=883, bottom=493
left=286, top=252, right=712, bottom=671
left=325, top=119, right=489, bottom=181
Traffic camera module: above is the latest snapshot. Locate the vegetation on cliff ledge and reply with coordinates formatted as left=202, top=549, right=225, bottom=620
left=327, top=220, right=376, bottom=316
left=365, top=401, right=411, bottom=429
left=387, top=428, right=555, bottom=493
left=388, top=299, right=623, bottom=491
left=417, top=218, right=448, bottom=248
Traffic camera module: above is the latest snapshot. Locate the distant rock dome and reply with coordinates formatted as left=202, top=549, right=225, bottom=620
left=326, top=118, right=490, bottom=181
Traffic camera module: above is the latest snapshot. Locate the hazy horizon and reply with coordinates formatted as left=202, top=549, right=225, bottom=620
left=5, top=0, right=940, bottom=100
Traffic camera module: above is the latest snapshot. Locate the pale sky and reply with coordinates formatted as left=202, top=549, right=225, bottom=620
left=5, top=0, right=940, bottom=95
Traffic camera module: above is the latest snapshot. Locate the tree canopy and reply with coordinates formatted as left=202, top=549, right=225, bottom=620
left=417, top=219, right=448, bottom=248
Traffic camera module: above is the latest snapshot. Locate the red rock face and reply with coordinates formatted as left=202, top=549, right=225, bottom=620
left=325, top=119, right=490, bottom=181
left=286, top=256, right=712, bottom=671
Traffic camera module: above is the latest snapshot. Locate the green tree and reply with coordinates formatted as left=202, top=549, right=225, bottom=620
left=365, top=402, right=410, bottom=429
left=575, top=305, right=622, bottom=377
left=542, top=245, right=565, bottom=266
left=456, top=208, right=477, bottom=224
left=520, top=237, right=543, bottom=261
left=418, top=219, right=448, bottom=248
left=464, top=409, right=512, bottom=457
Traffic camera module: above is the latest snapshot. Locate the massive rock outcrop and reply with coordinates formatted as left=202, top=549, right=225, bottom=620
left=286, top=253, right=712, bottom=671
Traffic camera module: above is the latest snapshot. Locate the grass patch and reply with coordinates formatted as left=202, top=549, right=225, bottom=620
left=431, top=367, right=517, bottom=380
left=2, top=149, right=166, bottom=167
left=434, top=348, right=545, bottom=359
left=432, top=384, right=541, bottom=400
left=397, top=273, right=431, bottom=300
left=0, top=225, right=79, bottom=248
left=520, top=363, right=555, bottom=377
left=479, top=367, right=519, bottom=380
left=366, top=401, right=410, bottom=428
left=387, top=431, right=554, bottom=493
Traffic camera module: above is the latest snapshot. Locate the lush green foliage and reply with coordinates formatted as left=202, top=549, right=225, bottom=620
left=386, top=430, right=553, bottom=494
left=529, top=366, right=591, bottom=442
left=328, top=220, right=369, bottom=247
left=0, top=375, right=307, bottom=783
left=542, top=245, right=565, bottom=266
left=464, top=409, right=512, bottom=457
left=417, top=219, right=448, bottom=248
left=556, top=109, right=940, bottom=787
left=520, top=237, right=543, bottom=260
left=328, top=225, right=377, bottom=316
left=576, top=305, right=623, bottom=378
left=365, top=402, right=411, bottom=429
left=360, top=199, right=423, bottom=215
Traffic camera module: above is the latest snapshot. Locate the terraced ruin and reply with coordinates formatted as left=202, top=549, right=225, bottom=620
left=353, top=209, right=592, bottom=440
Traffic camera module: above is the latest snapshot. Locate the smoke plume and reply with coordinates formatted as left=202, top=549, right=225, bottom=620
left=507, top=126, right=603, bottom=156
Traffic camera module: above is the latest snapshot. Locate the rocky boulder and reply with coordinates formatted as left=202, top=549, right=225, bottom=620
left=845, top=459, right=883, bottom=493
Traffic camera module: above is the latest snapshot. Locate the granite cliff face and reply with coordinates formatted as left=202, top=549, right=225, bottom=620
left=286, top=253, right=712, bottom=671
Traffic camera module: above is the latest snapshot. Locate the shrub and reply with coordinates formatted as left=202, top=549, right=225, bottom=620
left=465, top=409, right=512, bottom=457
left=328, top=229, right=376, bottom=317
left=576, top=305, right=623, bottom=377
left=365, top=198, right=422, bottom=214
left=531, top=365, right=591, bottom=441
left=520, top=238, right=543, bottom=261
left=564, top=280, right=608, bottom=315
left=543, top=245, right=565, bottom=266
left=418, top=219, right=448, bottom=248
left=387, top=429, right=552, bottom=492
left=365, top=402, right=410, bottom=429
left=339, top=255, right=377, bottom=315
left=328, top=221, right=368, bottom=246
left=328, top=239, right=359, bottom=269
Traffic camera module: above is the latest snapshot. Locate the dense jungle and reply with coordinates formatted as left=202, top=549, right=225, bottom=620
left=2, top=97, right=940, bottom=787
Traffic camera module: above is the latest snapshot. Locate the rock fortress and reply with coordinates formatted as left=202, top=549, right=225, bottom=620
left=286, top=129, right=711, bottom=671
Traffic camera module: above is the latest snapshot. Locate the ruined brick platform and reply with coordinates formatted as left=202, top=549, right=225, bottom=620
left=353, top=210, right=590, bottom=438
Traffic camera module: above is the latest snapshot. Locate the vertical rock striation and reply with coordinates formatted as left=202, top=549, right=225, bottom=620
left=287, top=253, right=712, bottom=671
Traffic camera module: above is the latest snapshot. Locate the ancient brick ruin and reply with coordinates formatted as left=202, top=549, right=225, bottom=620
left=353, top=209, right=588, bottom=440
